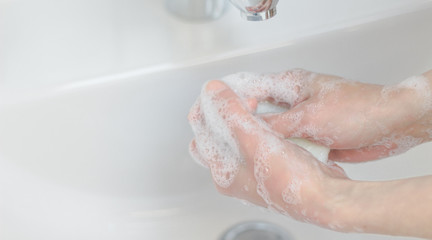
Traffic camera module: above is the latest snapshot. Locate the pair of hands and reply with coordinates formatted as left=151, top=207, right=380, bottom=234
left=188, top=69, right=432, bottom=236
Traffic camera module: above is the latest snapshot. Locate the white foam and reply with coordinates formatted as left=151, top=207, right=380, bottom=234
left=382, top=75, right=432, bottom=118
left=188, top=141, right=209, bottom=168
left=253, top=134, right=282, bottom=208
left=389, top=135, right=422, bottom=156
left=190, top=87, right=245, bottom=188
left=373, top=134, right=423, bottom=157
left=282, top=179, right=302, bottom=205
left=222, top=70, right=313, bottom=107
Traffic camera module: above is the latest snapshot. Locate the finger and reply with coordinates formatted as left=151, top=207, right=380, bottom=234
left=188, top=98, right=206, bottom=136
left=213, top=165, right=267, bottom=205
left=261, top=106, right=309, bottom=138
left=203, top=80, right=275, bottom=160
left=222, top=69, right=313, bottom=108
left=247, top=98, right=258, bottom=112
left=328, top=144, right=397, bottom=163
left=189, top=139, right=209, bottom=168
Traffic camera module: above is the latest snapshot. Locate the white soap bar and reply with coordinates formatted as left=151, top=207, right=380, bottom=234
left=255, top=101, right=288, bottom=114
left=287, top=138, right=329, bottom=163
left=255, top=102, right=330, bottom=163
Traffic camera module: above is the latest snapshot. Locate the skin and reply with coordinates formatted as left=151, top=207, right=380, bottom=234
left=262, top=70, right=432, bottom=162
left=188, top=69, right=432, bottom=239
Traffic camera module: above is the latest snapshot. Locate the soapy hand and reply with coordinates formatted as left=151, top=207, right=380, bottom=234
left=188, top=80, right=349, bottom=227
left=188, top=69, right=432, bottom=238
left=229, top=69, right=432, bottom=162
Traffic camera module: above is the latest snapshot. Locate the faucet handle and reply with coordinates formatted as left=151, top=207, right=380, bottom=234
left=229, top=0, right=279, bottom=21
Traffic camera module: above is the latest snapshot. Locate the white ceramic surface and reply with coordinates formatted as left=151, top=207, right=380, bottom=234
left=0, top=0, right=430, bottom=90
left=1, top=1, right=432, bottom=240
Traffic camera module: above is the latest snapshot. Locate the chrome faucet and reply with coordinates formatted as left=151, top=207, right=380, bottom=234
left=230, top=0, right=279, bottom=21
left=165, top=0, right=279, bottom=21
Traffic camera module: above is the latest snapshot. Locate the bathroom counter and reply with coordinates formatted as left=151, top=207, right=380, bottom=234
left=0, top=0, right=430, bottom=91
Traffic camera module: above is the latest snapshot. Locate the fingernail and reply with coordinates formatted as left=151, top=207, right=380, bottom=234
left=206, top=80, right=226, bottom=92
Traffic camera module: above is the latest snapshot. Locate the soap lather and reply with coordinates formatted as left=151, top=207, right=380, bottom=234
left=255, top=101, right=330, bottom=163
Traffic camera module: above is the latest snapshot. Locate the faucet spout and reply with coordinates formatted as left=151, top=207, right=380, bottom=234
left=229, top=0, right=279, bottom=21
left=165, top=0, right=278, bottom=22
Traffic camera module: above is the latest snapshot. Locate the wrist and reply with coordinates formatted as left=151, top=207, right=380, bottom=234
left=398, top=71, right=432, bottom=141
left=327, top=177, right=432, bottom=238
left=322, top=179, right=387, bottom=234
left=382, top=71, right=432, bottom=142
left=318, top=177, right=362, bottom=232
left=420, top=70, right=432, bottom=141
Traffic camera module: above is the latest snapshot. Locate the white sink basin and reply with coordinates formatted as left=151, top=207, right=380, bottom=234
left=0, top=0, right=430, bottom=90
left=1, top=2, right=432, bottom=240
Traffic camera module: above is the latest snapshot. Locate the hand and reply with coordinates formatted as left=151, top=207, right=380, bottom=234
left=223, top=69, right=432, bottom=162
left=188, top=80, right=349, bottom=228
left=188, top=70, right=432, bottom=238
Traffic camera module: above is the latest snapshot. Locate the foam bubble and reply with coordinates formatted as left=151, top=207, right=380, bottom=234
left=317, top=78, right=343, bottom=97
left=400, top=75, right=432, bottom=115
left=389, top=135, right=422, bottom=156
left=222, top=69, right=313, bottom=107
left=188, top=141, right=209, bottom=168
left=282, top=179, right=302, bottom=205
left=382, top=75, right=432, bottom=117
left=190, top=86, right=246, bottom=188
left=253, top=135, right=278, bottom=204
left=373, top=134, right=422, bottom=157
left=252, top=133, right=289, bottom=214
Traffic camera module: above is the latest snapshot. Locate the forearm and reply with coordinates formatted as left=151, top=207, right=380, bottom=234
left=336, top=177, right=432, bottom=238
left=382, top=69, right=432, bottom=145
left=327, top=70, right=432, bottom=237
left=412, top=69, right=432, bottom=142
